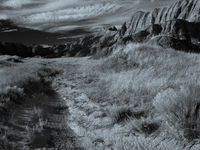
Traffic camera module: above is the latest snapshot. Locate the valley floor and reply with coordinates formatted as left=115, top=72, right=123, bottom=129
left=1, top=43, right=200, bottom=149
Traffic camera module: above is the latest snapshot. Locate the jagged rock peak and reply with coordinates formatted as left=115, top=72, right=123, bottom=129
left=125, top=0, right=200, bottom=36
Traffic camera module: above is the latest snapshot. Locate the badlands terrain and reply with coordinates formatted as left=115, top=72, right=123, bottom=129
left=1, top=0, right=200, bottom=149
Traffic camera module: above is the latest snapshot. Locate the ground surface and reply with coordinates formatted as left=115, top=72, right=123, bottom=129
left=2, top=43, right=200, bottom=149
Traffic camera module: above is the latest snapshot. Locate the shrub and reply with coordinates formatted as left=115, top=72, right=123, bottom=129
left=37, top=67, right=60, bottom=79
left=21, top=77, right=55, bottom=97
left=105, top=105, right=145, bottom=124
left=153, top=85, right=200, bottom=140
left=130, top=117, right=160, bottom=136
left=99, top=52, right=139, bottom=73
left=0, top=85, right=24, bottom=109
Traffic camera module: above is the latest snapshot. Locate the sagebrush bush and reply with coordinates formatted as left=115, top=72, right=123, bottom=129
left=153, top=85, right=200, bottom=140
left=37, top=67, right=61, bottom=79
left=105, top=105, right=146, bottom=124
left=129, top=117, right=160, bottom=136
left=0, top=85, right=24, bottom=108
left=21, top=77, right=55, bottom=97
left=109, top=107, right=134, bottom=123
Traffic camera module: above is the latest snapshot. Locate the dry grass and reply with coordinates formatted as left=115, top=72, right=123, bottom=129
left=2, top=43, right=200, bottom=149
left=0, top=57, right=65, bottom=149
left=75, top=43, right=200, bottom=149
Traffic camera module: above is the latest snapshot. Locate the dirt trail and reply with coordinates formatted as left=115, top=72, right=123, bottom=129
left=53, top=62, right=89, bottom=148
left=53, top=58, right=115, bottom=150
left=30, top=61, right=88, bottom=150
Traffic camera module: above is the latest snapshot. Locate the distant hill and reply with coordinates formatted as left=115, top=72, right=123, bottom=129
left=0, top=19, right=85, bottom=46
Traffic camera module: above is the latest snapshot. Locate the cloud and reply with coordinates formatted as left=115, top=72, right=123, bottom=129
left=41, top=0, right=86, bottom=11
left=19, top=3, right=122, bottom=24
left=0, top=14, right=8, bottom=20
left=2, top=0, right=33, bottom=8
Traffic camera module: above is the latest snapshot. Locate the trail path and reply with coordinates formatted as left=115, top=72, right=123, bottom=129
left=52, top=58, right=115, bottom=150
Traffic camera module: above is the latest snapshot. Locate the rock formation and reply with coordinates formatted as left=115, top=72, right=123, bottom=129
left=109, top=26, right=117, bottom=31
left=91, top=0, right=200, bottom=57
left=97, top=0, right=200, bottom=56
left=119, top=22, right=127, bottom=38
left=125, top=0, right=200, bottom=36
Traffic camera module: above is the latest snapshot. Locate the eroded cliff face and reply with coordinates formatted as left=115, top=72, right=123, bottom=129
left=105, top=0, right=200, bottom=54
left=125, top=0, right=200, bottom=36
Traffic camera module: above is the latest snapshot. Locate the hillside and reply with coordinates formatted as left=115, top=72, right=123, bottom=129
left=0, top=20, right=83, bottom=46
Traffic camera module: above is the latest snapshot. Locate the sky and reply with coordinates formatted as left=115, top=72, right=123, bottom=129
left=0, top=0, right=175, bottom=33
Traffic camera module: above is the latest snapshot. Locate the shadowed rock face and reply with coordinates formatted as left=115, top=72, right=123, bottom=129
left=0, top=42, right=34, bottom=57
left=161, top=19, right=200, bottom=43
left=147, top=35, right=200, bottom=53
left=0, top=0, right=200, bottom=58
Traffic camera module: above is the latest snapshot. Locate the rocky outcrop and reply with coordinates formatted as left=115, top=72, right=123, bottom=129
left=83, top=0, right=200, bottom=58
left=125, top=0, right=200, bottom=36
left=119, top=23, right=127, bottom=38
left=109, top=26, right=117, bottom=31
left=147, top=35, right=200, bottom=53
left=160, top=19, right=200, bottom=44
left=122, top=18, right=200, bottom=45
left=97, top=0, right=200, bottom=55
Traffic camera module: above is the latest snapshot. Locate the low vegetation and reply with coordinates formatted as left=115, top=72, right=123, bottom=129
left=76, top=43, right=200, bottom=149
left=0, top=57, right=79, bottom=149
left=1, top=43, right=200, bottom=149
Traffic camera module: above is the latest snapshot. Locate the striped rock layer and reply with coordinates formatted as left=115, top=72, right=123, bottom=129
left=125, top=0, right=200, bottom=36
